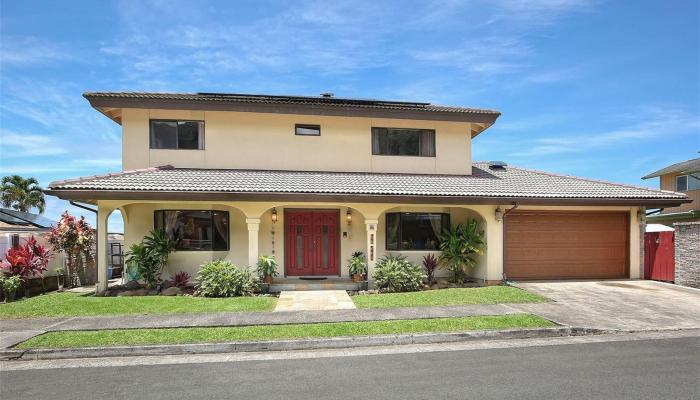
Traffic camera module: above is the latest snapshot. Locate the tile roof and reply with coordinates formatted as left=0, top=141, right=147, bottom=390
left=48, top=163, right=686, bottom=203
left=83, top=92, right=500, bottom=116
left=642, top=157, right=700, bottom=179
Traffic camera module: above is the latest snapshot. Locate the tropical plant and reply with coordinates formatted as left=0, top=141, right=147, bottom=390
left=196, top=260, right=259, bottom=297
left=124, top=230, right=177, bottom=289
left=46, top=212, right=95, bottom=287
left=0, top=236, right=52, bottom=281
left=438, top=219, right=486, bottom=283
left=422, top=254, right=439, bottom=285
left=1, top=175, right=46, bottom=214
left=347, top=251, right=367, bottom=278
left=373, top=254, right=426, bottom=293
left=256, top=255, right=278, bottom=281
left=169, top=271, right=191, bottom=288
left=2, top=275, right=21, bottom=301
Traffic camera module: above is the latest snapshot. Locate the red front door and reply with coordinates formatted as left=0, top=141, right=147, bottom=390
left=285, top=210, right=339, bottom=276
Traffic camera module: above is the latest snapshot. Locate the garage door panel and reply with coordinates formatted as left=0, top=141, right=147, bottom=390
left=505, top=211, right=629, bottom=280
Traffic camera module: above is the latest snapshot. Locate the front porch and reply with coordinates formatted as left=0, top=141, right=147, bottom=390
left=94, top=200, right=502, bottom=292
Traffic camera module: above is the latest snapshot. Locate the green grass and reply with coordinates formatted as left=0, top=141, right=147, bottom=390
left=16, top=315, right=554, bottom=349
left=0, top=292, right=277, bottom=319
left=352, top=286, right=549, bottom=309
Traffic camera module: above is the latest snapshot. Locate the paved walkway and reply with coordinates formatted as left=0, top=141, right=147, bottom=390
left=274, top=290, right=356, bottom=311
left=510, top=280, right=700, bottom=331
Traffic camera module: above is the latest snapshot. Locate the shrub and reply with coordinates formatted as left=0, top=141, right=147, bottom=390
left=256, top=255, right=279, bottom=278
left=169, top=271, right=191, bottom=288
left=373, top=254, right=426, bottom=293
left=0, top=236, right=52, bottom=281
left=438, top=219, right=486, bottom=283
left=347, top=251, right=367, bottom=277
left=196, top=260, right=259, bottom=297
left=3, top=275, right=21, bottom=297
left=124, top=230, right=177, bottom=289
left=422, top=254, right=439, bottom=285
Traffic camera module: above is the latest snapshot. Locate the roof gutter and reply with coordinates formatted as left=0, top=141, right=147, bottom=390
left=44, top=189, right=692, bottom=208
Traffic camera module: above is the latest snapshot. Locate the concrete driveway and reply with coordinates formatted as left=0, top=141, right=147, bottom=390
left=510, top=280, right=700, bottom=331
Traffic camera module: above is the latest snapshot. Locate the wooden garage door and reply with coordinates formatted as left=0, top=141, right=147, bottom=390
left=505, top=211, right=629, bottom=280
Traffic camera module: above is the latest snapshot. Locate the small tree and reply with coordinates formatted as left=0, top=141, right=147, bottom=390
left=46, top=212, right=95, bottom=287
left=1, top=175, right=46, bottom=214
left=438, top=219, right=486, bottom=283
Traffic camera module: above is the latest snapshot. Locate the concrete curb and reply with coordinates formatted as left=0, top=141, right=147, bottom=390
left=1, top=326, right=612, bottom=361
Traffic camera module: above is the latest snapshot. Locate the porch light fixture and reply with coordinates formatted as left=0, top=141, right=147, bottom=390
left=495, top=207, right=504, bottom=222
left=271, top=208, right=278, bottom=224
left=346, top=208, right=352, bottom=225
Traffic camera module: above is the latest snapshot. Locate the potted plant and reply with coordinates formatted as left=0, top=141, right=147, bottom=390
left=256, top=255, right=278, bottom=284
left=3, top=275, right=21, bottom=303
left=55, top=267, right=65, bottom=291
left=347, top=251, right=367, bottom=283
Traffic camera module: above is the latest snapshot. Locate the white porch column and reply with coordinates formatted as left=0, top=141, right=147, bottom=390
left=96, top=205, right=113, bottom=293
left=246, top=218, right=261, bottom=267
left=365, top=219, right=379, bottom=280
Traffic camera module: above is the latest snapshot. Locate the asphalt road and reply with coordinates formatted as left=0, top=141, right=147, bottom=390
left=2, top=337, right=699, bottom=400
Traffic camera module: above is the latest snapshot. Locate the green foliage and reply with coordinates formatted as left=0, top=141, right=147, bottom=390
left=256, top=255, right=279, bottom=277
left=124, top=230, right=177, bottom=289
left=373, top=254, right=426, bottom=293
left=2, top=275, right=21, bottom=295
left=196, top=260, right=259, bottom=297
left=1, top=175, right=45, bottom=214
left=438, top=220, right=486, bottom=283
left=347, top=251, right=367, bottom=276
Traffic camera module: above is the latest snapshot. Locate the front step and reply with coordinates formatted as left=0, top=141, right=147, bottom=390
left=269, top=278, right=359, bottom=293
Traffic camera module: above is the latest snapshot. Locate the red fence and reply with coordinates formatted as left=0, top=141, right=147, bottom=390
left=644, top=231, right=675, bottom=282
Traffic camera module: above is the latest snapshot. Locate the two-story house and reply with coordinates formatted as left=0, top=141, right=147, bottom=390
left=46, top=92, right=689, bottom=292
left=642, top=157, right=700, bottom=225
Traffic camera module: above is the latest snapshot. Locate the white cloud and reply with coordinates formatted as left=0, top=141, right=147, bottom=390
left=0, top=36, right=69, bottom=66
left=0, top=130, right=68, bottom=157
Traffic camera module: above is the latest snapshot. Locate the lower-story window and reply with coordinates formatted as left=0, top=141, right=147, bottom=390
left=154, top=210, right=229, bottom=251
left=385, top=212, right=450, bottom=251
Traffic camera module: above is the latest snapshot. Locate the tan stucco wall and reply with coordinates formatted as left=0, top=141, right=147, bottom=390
left=95, top=200, right=642, bottom=288
left=121, top=108, right=473, bottom=175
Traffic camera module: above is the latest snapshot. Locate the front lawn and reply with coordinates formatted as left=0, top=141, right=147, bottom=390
left=0, top=292, right=277, bottom=319
left=16, top=314, right=554, bottom=349
left=353, top=286, right=548, bottom=309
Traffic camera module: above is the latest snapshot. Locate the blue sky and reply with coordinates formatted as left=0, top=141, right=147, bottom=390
left=1, top=0, right=698, bottom=233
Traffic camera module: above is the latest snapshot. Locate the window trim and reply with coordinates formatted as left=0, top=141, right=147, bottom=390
left=371, top=127, right=436, bottom=157
left=295, top=124, right=321, bottom=136
left=676, top=175, right=688, bottom=192
left=149, top=119, right=205, bottom=150
left=154, top=209, right=230, bottom=252
left=385, top=212, right=450, bottom=251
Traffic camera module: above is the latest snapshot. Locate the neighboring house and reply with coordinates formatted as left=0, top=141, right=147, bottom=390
left=642, top=157, right=700, bottom=225
left=45, top=92, right=689, bottom=292
left=0, top=208, right=64, bottom=276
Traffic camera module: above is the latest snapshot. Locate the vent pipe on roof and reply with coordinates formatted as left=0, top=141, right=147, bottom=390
left=320, top=92, right=334, bottom=98
left=488, top=161, right=508, bottom=170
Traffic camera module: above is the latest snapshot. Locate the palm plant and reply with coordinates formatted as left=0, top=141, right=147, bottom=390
left=256, top=255, right=278, bottom=283
left=124, top=230, right=177, bottom=288
left=1, top=175, right=46, bottom=213
left=438, top=219, right=486, bottom=283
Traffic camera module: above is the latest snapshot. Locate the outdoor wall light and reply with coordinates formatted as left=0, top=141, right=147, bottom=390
left=495, top=207, right=504, bottom=222
left=346, top=208, right=352, bottom=225
left=271, top=208, right=278, bottom=224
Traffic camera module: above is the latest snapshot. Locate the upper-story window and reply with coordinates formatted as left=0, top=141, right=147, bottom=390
left=295, top=124, right=321, bottom=136
left=676, top=173, right=700, bottom=191
left=372, top=127, right=435, bottom=157
left=150, top=120, right=204, bottom=150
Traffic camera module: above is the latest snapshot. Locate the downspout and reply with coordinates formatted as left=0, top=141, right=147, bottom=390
left=69, top=201, right=99, bottom=289
left=500, top=202, right=519, bottom=283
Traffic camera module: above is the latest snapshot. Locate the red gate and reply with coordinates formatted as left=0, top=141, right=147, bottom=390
left=644, top=231, right=675, bottom=282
